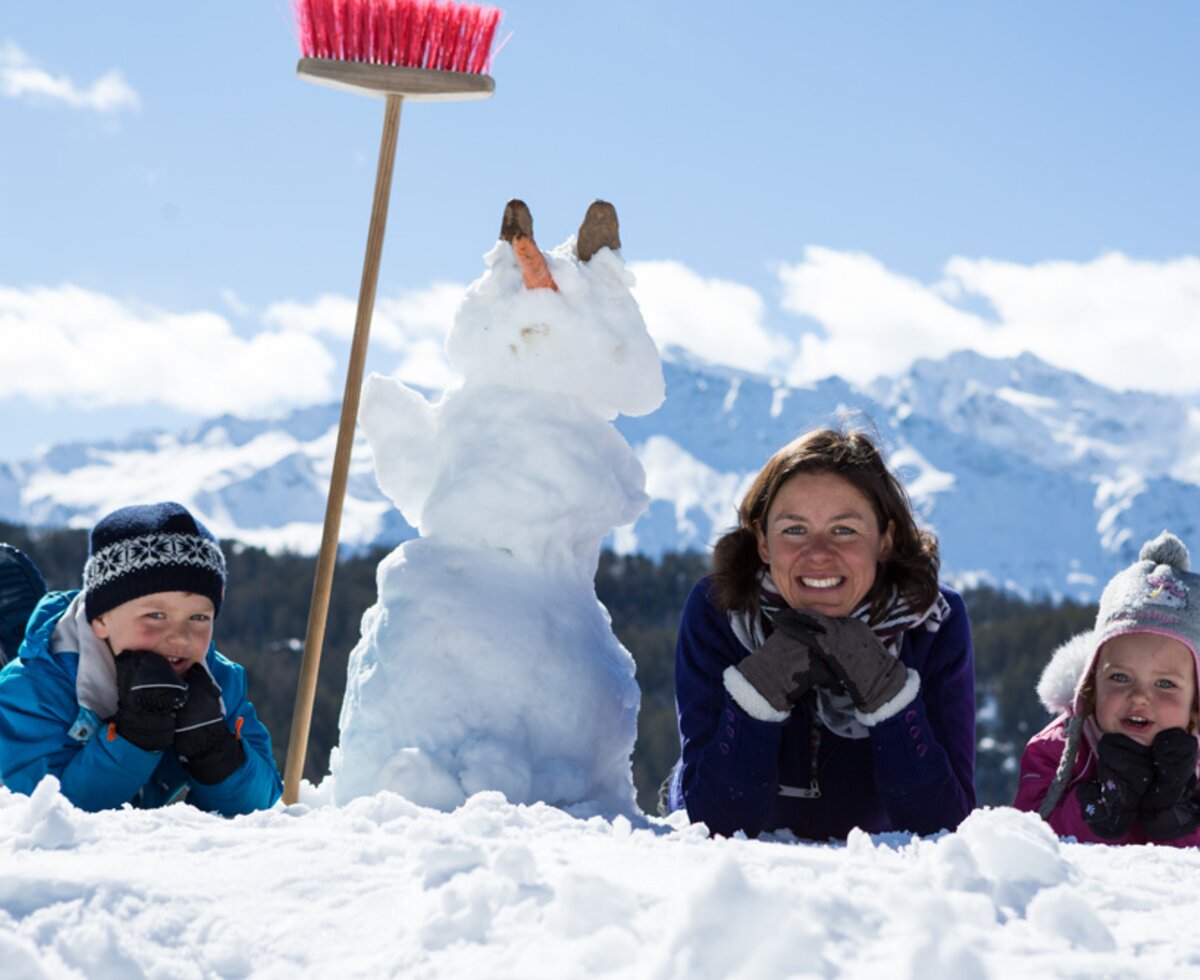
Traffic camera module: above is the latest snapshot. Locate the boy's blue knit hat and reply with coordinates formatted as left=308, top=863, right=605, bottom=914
left=83, top=502, right=226, bottom=621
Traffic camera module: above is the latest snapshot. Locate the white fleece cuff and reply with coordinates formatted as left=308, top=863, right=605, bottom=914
left=723, top=665, right=791, bottom=723
left=854, top=668, right=921, bottom=727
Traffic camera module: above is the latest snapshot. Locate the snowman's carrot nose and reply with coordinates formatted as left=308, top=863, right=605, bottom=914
left=500, top=199, right=558, bottom=292
left=511, top=236, right=558, bottom=291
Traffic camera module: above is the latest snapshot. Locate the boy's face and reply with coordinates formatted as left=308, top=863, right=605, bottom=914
left=91, top=591, right=215, bottom=674
left=1093, top=632, right=1198, bottom=746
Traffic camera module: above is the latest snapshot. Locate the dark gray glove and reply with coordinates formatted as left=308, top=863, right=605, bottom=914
left=1076, top=733, right=1154, bottom=840
left=173, top=664, right=245, bottom=784
left=1140, top=727, right=1200, bottom=841
left=777, top=610, right=909, bottom=716
left=114, top=650, right=189, bottom=752
left=733, top=609, right=836, bottom=714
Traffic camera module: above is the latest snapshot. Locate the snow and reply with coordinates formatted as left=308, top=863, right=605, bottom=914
left=329, top=219, right=663, bottom=812
left=5, top=780, right=1200, bottom=977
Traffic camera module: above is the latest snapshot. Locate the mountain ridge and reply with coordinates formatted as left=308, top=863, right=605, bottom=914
left=4, top=348, right=1198, bottom=602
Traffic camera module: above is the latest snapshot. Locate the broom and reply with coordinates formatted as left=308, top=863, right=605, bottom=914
left=283, top=0, right=502, bottom=805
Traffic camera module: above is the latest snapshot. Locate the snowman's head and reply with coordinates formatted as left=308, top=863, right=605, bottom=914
left=445, top=200, right=665, bottom=422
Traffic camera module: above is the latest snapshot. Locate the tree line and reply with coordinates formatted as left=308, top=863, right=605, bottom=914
left=1, top=521, right=1095, bottom=811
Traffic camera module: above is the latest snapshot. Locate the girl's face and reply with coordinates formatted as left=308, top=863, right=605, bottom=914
left=1093, top=632, right=1198, bottom=745
left=755, top=471, right=893, bottom=618
left=91, top=591, right=215, bottom=674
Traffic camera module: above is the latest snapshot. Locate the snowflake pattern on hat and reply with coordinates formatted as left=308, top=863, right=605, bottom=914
left=84, top=532, right=226, bottom=592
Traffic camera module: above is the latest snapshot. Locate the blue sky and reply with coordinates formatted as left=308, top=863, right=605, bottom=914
left=2, top=2, right=1199, bottom=460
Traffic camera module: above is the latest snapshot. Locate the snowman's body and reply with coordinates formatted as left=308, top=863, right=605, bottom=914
left=329, top=211, right=664, bottom=813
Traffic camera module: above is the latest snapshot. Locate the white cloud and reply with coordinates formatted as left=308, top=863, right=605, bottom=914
left=376, top=283, right=464, bottom=345
left=262, top=282, right=463, bottom=389
left=220, top=289, right=253, bottom=318
left=7, top=249, right=1195, bottom=436
left=778, top=247, right=985, bottom=386
left=942, top=253, right=1200, bottom=394
left=630, top=260, right=792, bottom=374
left=0, top=40, right=140, bottom=113
left=261, top=293, right=359, bottom=341
left=0, top=284, right=335, bottom=415
left=777, top=248, right=1200, bottom=395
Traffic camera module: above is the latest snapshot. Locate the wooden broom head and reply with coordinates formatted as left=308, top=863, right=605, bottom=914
left=297, top=58, right=494, bottom=100
left=294, top=0, right=501, bottom=100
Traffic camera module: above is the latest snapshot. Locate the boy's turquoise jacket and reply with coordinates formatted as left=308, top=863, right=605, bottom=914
left=0, top=591, right=282, bottom=815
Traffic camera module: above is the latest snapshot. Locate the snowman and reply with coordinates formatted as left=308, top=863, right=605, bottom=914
left=328, top=200, right=665, bottom=814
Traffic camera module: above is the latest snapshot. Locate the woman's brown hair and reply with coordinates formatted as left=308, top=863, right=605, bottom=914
left=709, top=427, right=939, bottom=622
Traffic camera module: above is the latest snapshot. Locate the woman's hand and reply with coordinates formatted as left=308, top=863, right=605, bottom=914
left=730, top=609, right=836, bottom=715
left=774, top=610, right=911, bottom=718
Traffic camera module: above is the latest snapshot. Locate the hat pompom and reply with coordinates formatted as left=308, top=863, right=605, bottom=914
left=1139, top=531, right=1190, bottom=571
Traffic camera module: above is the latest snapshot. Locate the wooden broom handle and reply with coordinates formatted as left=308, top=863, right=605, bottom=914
left=282, top=94, right=403, bottom=805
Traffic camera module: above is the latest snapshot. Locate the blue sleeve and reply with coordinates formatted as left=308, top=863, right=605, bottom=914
left=673, top=580, right=786, bottom=837
left=0, top=659, right=163, bottom=812
left=184, top=653, right=282, bottom=815
left=867, top=588, right=977, bottom=834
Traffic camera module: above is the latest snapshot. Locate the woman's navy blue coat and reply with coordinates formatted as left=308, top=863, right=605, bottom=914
left=668, top=579, right=976, bottom=839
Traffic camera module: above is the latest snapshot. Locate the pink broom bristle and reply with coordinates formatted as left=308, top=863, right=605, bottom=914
left=295, top=0, right=501, bottom=74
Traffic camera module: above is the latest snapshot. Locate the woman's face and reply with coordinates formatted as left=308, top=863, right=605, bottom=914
left=755, top=471, right=893, bottom=617
left=1093, top=632, right=1198, bottom=745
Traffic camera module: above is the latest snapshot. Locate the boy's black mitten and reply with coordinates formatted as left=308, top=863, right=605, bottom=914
left=1076, top=732, right=1155, bottom=840
left=734, top=609, right=837, bottom=713
left=114, top=650, right=189, bottom=752
left=173, top=664, right=245, bottom=784
left=777, top=610, right=909, bottom=717
left=1139, top=727, right=1200, bottom=841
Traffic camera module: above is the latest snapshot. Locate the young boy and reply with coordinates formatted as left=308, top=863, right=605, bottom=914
left=1013, top=531, right=1200, bottom=845
left=0, top=502, right=282, bottom=815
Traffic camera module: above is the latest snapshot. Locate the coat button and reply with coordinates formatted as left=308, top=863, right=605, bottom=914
left=905, top=709, right=917, bottom=723
left=909, top=726, right=922, bottom=740
left=720, top=742, right=731, bottom=755
left=915, top=743, right=928, bottom=758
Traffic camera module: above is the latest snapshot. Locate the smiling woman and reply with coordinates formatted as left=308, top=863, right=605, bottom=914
left=664, top=427, right=977, bottom=840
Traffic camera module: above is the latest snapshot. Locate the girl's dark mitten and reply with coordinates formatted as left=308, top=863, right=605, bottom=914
left=1076, top=732, right=1154, bottom=840
left=1140, top=727, right=1200, bottom=841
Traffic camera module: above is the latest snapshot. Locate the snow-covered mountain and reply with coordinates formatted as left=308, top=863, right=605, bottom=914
left=4, top=347, right=1200, bottom=602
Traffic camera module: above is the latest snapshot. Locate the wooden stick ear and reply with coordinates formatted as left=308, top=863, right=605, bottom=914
left=500, top=199, right=534, bottom=242
left=576, top=200, right=620, bottom=262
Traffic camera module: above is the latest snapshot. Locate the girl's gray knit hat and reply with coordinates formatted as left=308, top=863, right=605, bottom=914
left=1089, top=530, right=1200, bottom=687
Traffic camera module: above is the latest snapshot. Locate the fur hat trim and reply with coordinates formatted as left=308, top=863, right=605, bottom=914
left=1037, top=631, right=1096, bottom=715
